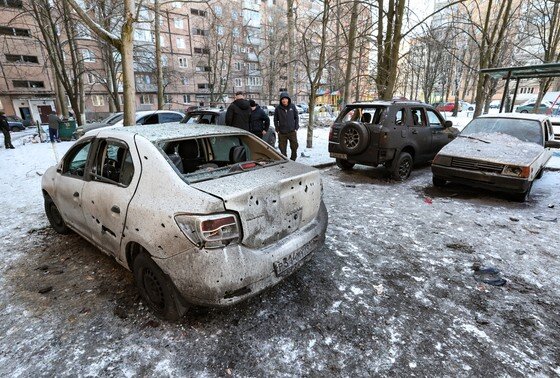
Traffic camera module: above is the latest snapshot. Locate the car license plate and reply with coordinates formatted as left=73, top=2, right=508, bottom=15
left=330, top=153, right=347, bottom=159
left=273, top=237, right=319, bottom=277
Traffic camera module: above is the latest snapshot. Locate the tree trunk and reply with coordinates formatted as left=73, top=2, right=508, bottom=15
left=121, top=0, right=136, bottom=126
left=154, top=0, right=164, bottom=109
left=287, top=0, right=295, bottom=97
left=342, top=0, right=359, bottom=108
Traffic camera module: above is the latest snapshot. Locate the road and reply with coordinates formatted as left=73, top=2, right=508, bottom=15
left=1, top=164, right=559, bottom=376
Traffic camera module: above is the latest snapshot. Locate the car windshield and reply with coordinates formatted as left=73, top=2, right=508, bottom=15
left=160, top=134, right=284, bottom=183
left=336, top=105, right=386, bottom=124
left=180, top=112, right=221, bottom=125
left=101, top=113, right=123, bottom=125
left=461, top=117, right=543, bottom=145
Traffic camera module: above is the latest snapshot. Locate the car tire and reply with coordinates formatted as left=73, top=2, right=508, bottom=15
left=44, top=195, right=71, bottom=234
left=391, top=152, right=413, bottom=181
left=336, top=158, right=355, bottom=170
left=520, top=110, right=528, bottom=113
left=133, top=252, right=186, bottom=321
left=339, top=121, right=369, bottom=154
left=511, top=182, right=533, bottom=202
left=433, top=175, right=446, bottom=187
left=536, top=168, right=544, bottom=179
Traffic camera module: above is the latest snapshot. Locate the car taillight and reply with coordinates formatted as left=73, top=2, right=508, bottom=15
left=175, top=213, right=241, bottom=249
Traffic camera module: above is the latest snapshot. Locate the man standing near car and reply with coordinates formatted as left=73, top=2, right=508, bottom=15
left=225, top=91, right=251, bottom=131
left=0, top=111, right=15, bottom=149
left=274, top=92, right=299, bottom=160
left=249, top=100, right=270, bottom=139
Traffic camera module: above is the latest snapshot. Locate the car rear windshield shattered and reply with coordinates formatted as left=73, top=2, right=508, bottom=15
left=336, top=105, right=386, bottom=124
left=160, top=134, right=284, bottom=183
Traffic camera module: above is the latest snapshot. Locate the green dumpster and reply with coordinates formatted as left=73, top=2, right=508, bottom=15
left=58, top=119, right=77, bottom=141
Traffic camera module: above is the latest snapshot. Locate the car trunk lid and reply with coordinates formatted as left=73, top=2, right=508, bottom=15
left=190, top=162, right=322, bottom=248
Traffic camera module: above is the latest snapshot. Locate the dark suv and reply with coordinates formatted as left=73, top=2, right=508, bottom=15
left=328, top=101, right=458, bottom=180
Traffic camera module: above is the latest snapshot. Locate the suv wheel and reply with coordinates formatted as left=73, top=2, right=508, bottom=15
left=339, top=122, right=369, bottom=154
left=336, top=158, right=355, bottom=170
left=391, top=152, right=413, bottom=180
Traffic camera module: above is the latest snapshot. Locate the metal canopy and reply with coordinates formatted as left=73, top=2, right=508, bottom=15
left=480, top=62, right=560, bottom=113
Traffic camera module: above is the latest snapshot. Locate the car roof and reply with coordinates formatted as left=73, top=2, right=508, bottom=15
left=135, top=110, right=184, bottom=117
left=477, top=113, right=548, bottom=121
left=104, top=123, right=251, bottom=142
left=348, top=100, right=429, bottom=107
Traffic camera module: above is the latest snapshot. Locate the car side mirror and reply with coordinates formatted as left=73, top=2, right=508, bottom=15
left=444, top=120, right=453, bottom=128
left=545, top=140, right=560, bottom=149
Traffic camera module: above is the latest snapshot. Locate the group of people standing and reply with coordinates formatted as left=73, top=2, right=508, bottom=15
left=225, top=91, right=300, bottom=161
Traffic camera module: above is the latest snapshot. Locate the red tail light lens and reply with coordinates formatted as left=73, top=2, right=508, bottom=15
left=175, top=213, right=241, bottom=249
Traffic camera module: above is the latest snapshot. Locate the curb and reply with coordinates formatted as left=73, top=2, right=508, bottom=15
left=312, top=161, right=336, bottom=169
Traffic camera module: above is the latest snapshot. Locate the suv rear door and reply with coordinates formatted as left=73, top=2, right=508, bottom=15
left=426, top=108, right=451, bottom=154
left=406, top=107, right=433, bottom=162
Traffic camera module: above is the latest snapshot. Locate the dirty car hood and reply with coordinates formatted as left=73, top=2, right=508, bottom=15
left=191, top=162, right=322, bottom=248
left=439, top=132, right=545, bottom=166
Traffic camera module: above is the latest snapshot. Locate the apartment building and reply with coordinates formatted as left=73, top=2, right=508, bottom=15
left=0, top=0, right=56, bottom=124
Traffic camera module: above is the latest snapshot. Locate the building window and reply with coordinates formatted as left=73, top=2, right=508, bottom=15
left=247, top=76, right=262, bottom=86
left=0, top=0, right=23, bottom=8
left=162, top=55, right=168, bottom=66
left=87, top=73, right=95, bottom=84
left=164, top=94, right=172, bottom=104
left=197, top=83, right=213, bottom=90
left=182, top=77, right=189, bottom=85
left=234, top=78, right=242, bottom=87
left=216, top=26, right=224, bottom=36
left=195, top=65, right=211, bottom=72
left=234, top=62, right=242, bottom=71
left=178, top=57, right=188, bottom=68
left=140, top=94, right=153, bottom=104
left=174, top=17, right=183, bottom=29
left=183, top=94, right=190, bottom=103
left=82, top=49, right=95, bottom=62
left=193, top=28, right=208, bottom=36
left=13, top=80, right=44, bottom=88
left=5, top=54, right=38, bottom=63
left=193, top=47, right=209, bottom=54
left=0, top=26, right=30, bottom=37
left=190, top=8, right=207, bottom=17
left=214, top=6, right=222, bottom=16
left=176, top=37, right=185, bottom=49
left=92, top=95, right=104, bottom=107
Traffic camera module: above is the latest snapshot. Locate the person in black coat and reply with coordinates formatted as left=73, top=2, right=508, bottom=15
left=225, top=91, right=251, bottom=131
left=274, top=92, right=299, bottom=160
left=0, top=112, right=15, bottom=149
left=248, top=100, right=270, bottom=139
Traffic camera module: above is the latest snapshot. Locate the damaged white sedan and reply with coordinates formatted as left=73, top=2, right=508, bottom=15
left=432, top=113, right=560, bottom=201
left=41, top=124, right=328, bottom=319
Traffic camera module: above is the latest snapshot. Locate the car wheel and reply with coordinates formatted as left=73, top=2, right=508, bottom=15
left=44, top=195, right=70, bottom=234
left=336, top=158, right=355, bottom=170
left=536, top=168, right=544, bottom=179
left=511, top=182, right=533, bottom=202
left=520, top=110, right=528, bottom=113
left=391, top=152, right=413, bottom=181
left=339, top=121, right=369, bottom=154
left=433, top=175, right=446, bottom=187
left=133, top=252, right=186, bottom=321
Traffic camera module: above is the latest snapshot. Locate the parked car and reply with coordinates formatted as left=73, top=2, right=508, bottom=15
left=41, top=124, right=328, bottom=320
left=459, top=101, right=475, bottom=112
left=515, top=101, right=556, bottom=114
left=298, top=103, right=309, bottom=113
left=5, top=115, right=26, bottom=131
left=489, top=100, right=501, bottom=109
left=436, top=102, right=462, bottom=112
left=76, top=110, right=184, bottom=137
left=328, top=101, right=459, bottom=180
left=181, top=108, right=277, bottom=147
left=431, top=113, right=560, bottom=201
left=262, top=105, right=276, bottom=116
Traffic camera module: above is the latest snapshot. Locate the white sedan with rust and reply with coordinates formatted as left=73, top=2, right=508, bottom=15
left=42, top=124, right=328, bottom=320
left=432, top=113, right=560, bottom=201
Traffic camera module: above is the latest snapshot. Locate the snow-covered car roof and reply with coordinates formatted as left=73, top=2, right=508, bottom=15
left=347, top=100, right=430, bottom=107
left=476, top=113, right=548, bottom=122
left=99, top=123, right=251, bottom=142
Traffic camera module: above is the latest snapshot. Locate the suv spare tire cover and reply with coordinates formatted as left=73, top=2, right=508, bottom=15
left=339, top=121, right=370, bottom=154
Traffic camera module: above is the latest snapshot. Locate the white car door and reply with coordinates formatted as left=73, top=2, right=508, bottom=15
left=81, top=135, right=141, bottom=256
left=54, top=140, right=93, bottom=235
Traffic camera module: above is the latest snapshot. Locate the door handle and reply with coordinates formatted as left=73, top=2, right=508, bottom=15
left=73, top=192, right=79, bottom=197
left=111, top=205, right=120, bottom=214
left=411, top=129, right=418, bottom=134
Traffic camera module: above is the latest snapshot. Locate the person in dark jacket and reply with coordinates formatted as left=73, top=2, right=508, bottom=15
left=225, top=91, right=251, bottom=131
left=274, top=92, right=299, bottom=160
left=0, top=112, right=15, bottom=149
left=248, top=100, right=270, bottom=139
left=47, top=111, right=61, bottom=143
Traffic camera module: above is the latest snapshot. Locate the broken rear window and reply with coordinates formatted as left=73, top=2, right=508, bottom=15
left=160, top=134, right=284, bottom=183
left=336, top=105, right=386, bottom=124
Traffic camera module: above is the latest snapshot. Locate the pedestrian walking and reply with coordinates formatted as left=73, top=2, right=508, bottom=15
left=274, top=92, right=299, bottom=161
left=248, top=100, right=270, bottom=139
left=0, top=111, right=15, bottom=149
left=47, top=111, right=61, bottom=143
left=225, top=91, right=251, bottom=131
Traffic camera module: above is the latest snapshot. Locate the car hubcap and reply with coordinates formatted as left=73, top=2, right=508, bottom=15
left=343, top=129, right=360, bottom=149
left=143, top=269, right=165, bottom=309
left=399, top=160, right=411, bottom=178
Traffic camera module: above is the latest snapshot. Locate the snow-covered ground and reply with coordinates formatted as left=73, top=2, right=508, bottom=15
left=1, top=130, right=559, bottom=376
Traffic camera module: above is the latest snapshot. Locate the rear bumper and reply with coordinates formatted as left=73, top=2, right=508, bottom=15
left=328, top=142, right=395, bottom=165
left=432, top=164, right=532, bottom=193
left=156, top=201, right=328, bottom=306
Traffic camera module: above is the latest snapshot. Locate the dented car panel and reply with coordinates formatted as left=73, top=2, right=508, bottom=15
left=42, top=124, right=327, bottom=308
